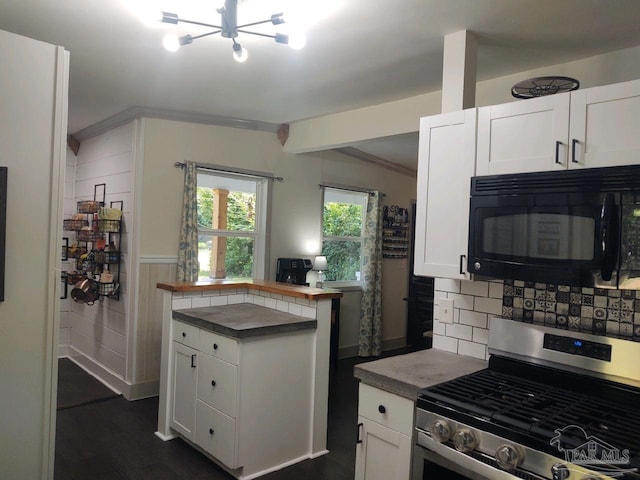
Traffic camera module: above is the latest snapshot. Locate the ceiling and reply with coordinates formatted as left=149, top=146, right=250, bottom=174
left=2, top=0, right=640, bottom=171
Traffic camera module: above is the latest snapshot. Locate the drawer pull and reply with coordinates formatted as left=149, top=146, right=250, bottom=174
left=213, top=343, right=218, bottom=350
left=209, top=428, right=215, bottom=435
left=356, top=422, right=363, bottom=444
left=190, top=354, right=196, bottom=368
left=211, top=380, right=217, bottom=387
left=378, top=405, right=386, bottom=414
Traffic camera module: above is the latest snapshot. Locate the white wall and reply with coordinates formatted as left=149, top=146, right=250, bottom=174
left=139, top=118, right=416, bottom=356
left=68, top=122, right=135, bottom=383
left=0, top=30, right=68, bottom=480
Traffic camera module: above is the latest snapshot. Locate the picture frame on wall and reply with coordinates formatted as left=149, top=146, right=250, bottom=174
left=0, top=167, right=6, bottom=302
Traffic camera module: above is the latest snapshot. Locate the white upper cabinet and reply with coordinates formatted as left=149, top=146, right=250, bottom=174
left=414, top=109, right=477, bottom=280
left=477, top=93, right=570, bottom=175
left=477, top=79, right=640, bottom=175
left=570, top=79, right=640, bottom=168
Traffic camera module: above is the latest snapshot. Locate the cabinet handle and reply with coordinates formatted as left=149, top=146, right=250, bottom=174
left=190, top=354, right=196, bottom=368
left=209, top=428, right=215, bottom=435
left=459, top=255, right=466, bottom=275
left=378, top=405, right=386, bottom=414
left=555, top=141, right=563, bottom=164
left=572, top=139, right=579, bottom=163
left=213, top=343, right=218, bottom=350
left=211, top=380, right=217, bottom=387
left=356, top=422, right=363, bottom=444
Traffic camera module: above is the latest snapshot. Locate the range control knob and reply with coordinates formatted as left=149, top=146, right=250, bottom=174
left=474, top=261, right=481, bottom=271
left=429, top=419, right=452, bottom=443
left=495, top=444, right=524, bottom=471
left=551, top=463, right=570, bottom=480
left=452, top=428, right=478, bottom=453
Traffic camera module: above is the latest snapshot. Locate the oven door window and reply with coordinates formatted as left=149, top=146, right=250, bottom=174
left=481, top=210, right=595, bottom=261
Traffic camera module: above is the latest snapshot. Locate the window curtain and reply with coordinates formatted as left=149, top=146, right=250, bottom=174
left=358, top=191, right=384, bottom=357
left=177, top=161, right=200, bottom=282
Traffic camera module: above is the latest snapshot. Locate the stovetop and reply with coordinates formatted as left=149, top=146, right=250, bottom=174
left=416, top=318, right=640, bottom=478
left=418, top=357, right=640, bottom=477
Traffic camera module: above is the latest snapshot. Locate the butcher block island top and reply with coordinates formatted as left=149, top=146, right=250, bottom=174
left=157, top=279, right=343, bottom=300
left=173, top=303, right=317, bottom=338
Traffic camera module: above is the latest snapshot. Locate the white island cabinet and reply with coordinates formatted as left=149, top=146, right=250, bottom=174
left=156, top=281, right=342, bottom=480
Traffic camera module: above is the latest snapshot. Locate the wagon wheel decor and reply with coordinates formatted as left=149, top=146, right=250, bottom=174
left=511, top=76, right=580, bottom=99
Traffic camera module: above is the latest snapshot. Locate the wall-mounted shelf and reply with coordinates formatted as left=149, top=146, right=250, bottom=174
left=383, top=205, right=409, bottom=258
left=62, top=183, right=123, bottom=303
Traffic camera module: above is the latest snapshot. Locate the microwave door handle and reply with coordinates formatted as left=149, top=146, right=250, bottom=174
left=599, top=193, right=619, bottom=282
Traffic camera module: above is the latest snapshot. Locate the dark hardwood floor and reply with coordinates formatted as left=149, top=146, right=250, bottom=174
left=55, top=355, right=390, bottom=480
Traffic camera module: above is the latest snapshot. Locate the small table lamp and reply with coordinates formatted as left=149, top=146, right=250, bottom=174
left=313, top=255, right=328, bottom=288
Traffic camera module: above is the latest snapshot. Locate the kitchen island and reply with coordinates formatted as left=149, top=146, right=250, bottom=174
left=155, top=280, right=342, bottom=479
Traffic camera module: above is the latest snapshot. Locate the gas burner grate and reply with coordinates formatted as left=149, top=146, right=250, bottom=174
left=419, top=368, right=640, bottom=467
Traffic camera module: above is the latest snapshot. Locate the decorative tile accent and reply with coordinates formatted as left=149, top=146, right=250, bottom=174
left=502, top=281, right=640, bottom=342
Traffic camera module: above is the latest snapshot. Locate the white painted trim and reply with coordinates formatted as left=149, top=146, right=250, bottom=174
left=240, top=453, right=319, bottom=480
left=309, top=449, right=330, bottom=459
left=67, top=348, right=124, bottom=394
left=154, top=431, right=176, bottom=441
left=44, top=45, right=69, bottom=480
left=73, top=106, right=280, bottom=141
left=140, top=256, right=179, bottom=264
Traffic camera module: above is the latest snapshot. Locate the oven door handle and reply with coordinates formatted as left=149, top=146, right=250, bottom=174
left=599, top=193, right=619, bottom=282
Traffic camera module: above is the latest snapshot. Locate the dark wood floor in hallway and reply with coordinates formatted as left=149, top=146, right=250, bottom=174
left=55, top=356, right=368, bottom=480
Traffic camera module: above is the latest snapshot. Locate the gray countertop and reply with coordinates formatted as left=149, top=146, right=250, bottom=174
left=354, top=349, right=487, bottom=400
left=173, top=303, right=317, bottom=338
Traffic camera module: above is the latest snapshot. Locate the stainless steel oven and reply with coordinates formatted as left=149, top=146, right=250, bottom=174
left=412, top=318, right=640, bottom=480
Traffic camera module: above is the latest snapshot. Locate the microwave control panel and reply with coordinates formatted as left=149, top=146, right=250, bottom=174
left=543, top=333, right=612, bottom=362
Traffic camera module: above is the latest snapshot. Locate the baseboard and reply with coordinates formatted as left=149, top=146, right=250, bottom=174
left=66, top=347, right=160, bottom=400
left=58, top=344, right=70, bottom=358
left=338, top=337, right=407, bottom=359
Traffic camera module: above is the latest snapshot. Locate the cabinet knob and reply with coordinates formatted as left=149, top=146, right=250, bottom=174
left=209, top=428, right=215, bottom=435
left=213, top=343, right=218, bottom=350
left=211, top=380, right=216, bottom=387
left=182, top=332, right=186, bottom=338
left=378, top=405, right=386, bottom=414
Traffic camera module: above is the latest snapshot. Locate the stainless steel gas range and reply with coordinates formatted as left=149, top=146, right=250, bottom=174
left=413, top=317, right=640, bottom=480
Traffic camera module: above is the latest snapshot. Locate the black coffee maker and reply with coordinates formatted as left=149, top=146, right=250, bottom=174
left=276, top=258, right=313, bottom=285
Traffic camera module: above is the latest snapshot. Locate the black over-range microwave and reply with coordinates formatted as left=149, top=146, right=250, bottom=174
left=468, top=164, right=640, bottom=289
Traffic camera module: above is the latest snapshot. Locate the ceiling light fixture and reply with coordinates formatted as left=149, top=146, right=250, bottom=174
left=160, top=0, right=306, bottom=63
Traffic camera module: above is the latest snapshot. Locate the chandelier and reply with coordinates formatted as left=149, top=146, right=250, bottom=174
left=161, top=0, right=306, bottom=63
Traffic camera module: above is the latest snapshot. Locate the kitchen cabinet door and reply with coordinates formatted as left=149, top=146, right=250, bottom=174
left=355, top=417, right=412, bottom=480
left=569, top=79, right=640, bottom=169
left=414, top=109, right=476, bottom=280
left=477, top=92, right=570, bottom=175
left=170, top=341, right=198, bottom=441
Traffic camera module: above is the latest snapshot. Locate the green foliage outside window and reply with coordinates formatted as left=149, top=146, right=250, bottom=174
left=197, top=187, right=256, bottom=279
left=322, top=202, right=363, bottom=282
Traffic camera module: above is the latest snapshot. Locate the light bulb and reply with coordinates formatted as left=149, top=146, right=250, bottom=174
left=163, top=34, right=181, bottom=52
left=233, top=44, right=248, bottom=63
left=288, top=31, right=307, bottom=50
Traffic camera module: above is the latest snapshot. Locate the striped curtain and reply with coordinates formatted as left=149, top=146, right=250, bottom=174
left=358, top=191, right=383, bottom=356
left=177, top=161, right=200, bottom=282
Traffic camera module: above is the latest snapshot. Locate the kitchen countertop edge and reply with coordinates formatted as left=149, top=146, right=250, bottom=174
left=354, top=349, right=488, bottom=400
left=157, top=279, right=343, bottom=300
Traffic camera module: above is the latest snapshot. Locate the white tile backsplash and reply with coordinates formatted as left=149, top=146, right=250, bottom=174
left=191, top=296, right=211, bottom=308
left=434, top=278, right=504, bottom=361
left=461, top=280, right=489, bottom=297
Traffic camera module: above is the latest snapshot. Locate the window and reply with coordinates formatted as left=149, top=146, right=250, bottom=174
left=196, top=171, right=268, bottom=281
left=322, top=188, right=368, bottom=285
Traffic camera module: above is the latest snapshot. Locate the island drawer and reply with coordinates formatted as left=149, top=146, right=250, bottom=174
left=172, top=319, right=200, bottom=349
left=196, top=400, right=238, bottom=468
left=197, top=354, right=238, bottom=418
left=199, top=329, right=239, bottom=365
